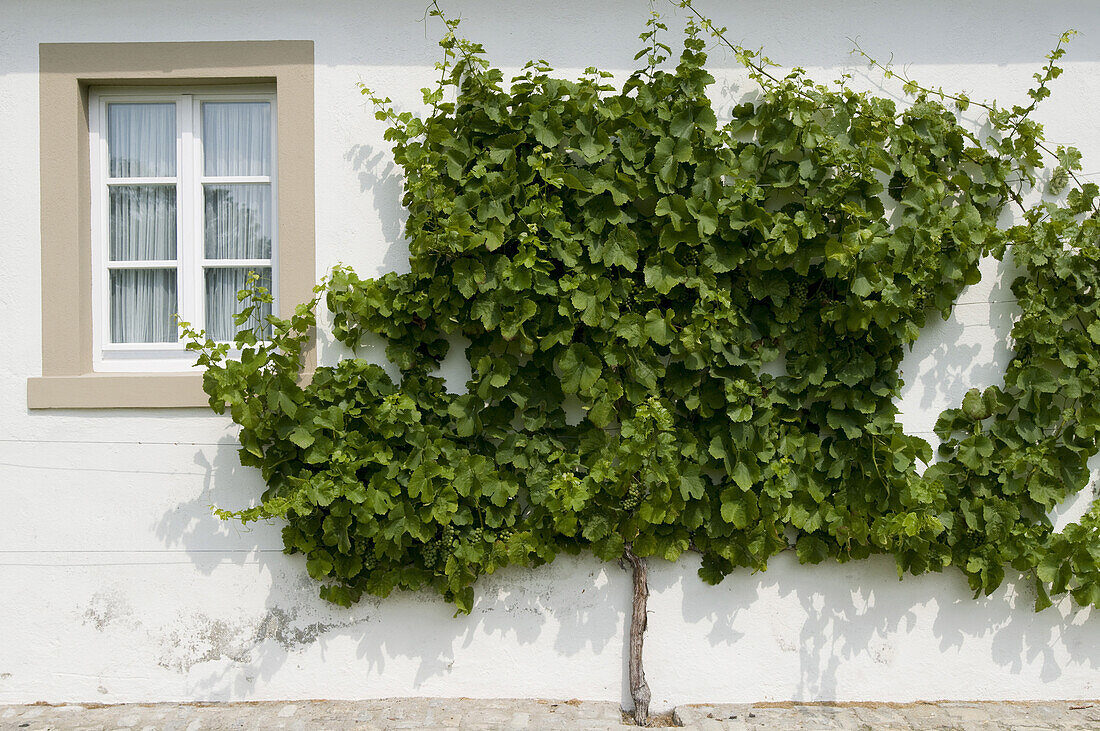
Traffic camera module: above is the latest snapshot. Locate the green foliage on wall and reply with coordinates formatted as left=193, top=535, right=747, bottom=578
left=184, top=5, right=1100, bottom=617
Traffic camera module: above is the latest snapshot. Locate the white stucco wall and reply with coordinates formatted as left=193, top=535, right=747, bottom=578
left=1, top=0, right=1098, bottom=709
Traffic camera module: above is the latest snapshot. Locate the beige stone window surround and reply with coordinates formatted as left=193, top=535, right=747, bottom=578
left=29, top=40, right=315, bottom=408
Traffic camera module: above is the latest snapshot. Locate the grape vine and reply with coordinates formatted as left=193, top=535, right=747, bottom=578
left=183, top=3, right=1100, bottom=723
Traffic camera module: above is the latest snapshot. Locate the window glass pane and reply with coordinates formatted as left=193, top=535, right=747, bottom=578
left=203, top=102, right=272, bottom=176
left=204, top=183, right=272, bottom=259
left=108, top=103, right=176, bottom=178
left=109, top=185, right=177, bottom=261
left=205, top=267, right=272, bottom=342
left=110, top=269, right=178, bottom=343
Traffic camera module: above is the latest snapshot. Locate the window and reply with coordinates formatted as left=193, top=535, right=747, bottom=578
left=90, top=88, right=277, bottom=371
left=29, top=41, right=315, bottom=408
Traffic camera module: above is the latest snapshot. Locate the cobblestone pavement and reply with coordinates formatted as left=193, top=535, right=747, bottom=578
left=2, top=698, right=1098, bottom=730
left=673, top=701, right=1100, bottom=729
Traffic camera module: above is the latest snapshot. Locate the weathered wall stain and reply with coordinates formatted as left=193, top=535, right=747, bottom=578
left=79, top=585, right=369, bottom=673
left=157, top=614, right=255, bottom=672
left=154, top=603, right=369, bottom=673
left=77, top=570, right=375, bottom=673
left=81, top=589, right=136, bottom=632
left=252, top=606, right=352, bottom=650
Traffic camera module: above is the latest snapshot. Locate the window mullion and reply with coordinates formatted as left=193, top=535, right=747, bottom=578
left=192, top=94, right=207, bottom=337
left=178, top=94, right=197, bottom=335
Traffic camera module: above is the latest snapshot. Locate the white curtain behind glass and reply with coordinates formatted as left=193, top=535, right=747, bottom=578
left=111, top=270, right=177, bottom=343
left=110, top=186, right=176, bottom=261
left=204, top=184, right=271, bottom=259
left=107, top=103, right=178, bottom=343
left=205, top=268, right=272, bottom=342
left=203, top=101, right=273, bottom=341
left=109, top=103, right=175, bottom=177
left=203, top=102, right=271, bottom=176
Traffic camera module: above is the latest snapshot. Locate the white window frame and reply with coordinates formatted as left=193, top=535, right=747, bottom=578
left=89, top=85, right=279, bottom=373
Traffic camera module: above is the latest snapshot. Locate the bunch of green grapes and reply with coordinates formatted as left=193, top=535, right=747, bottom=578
left=790, top=280, right=809, bottom=304
left=622, top=483, right=644, bottom=511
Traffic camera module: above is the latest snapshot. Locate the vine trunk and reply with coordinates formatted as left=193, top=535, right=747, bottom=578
left=625, top=546, right=651, bottom=725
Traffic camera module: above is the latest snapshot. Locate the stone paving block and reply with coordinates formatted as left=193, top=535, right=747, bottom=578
left=941, top=701, right=996, bottom=722
left=748, top=707, right=812, bottom=727
left=850, top=705, right=911, bottom=726
left=674, top=704, right=752, bottom=727
left=949, top=718, right=1003, bottom=730
left=682, top=719, right=726, bottom=730
left=790, top=708, right=851, bottom=728
left=897, top=704, right=959, bottom=727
